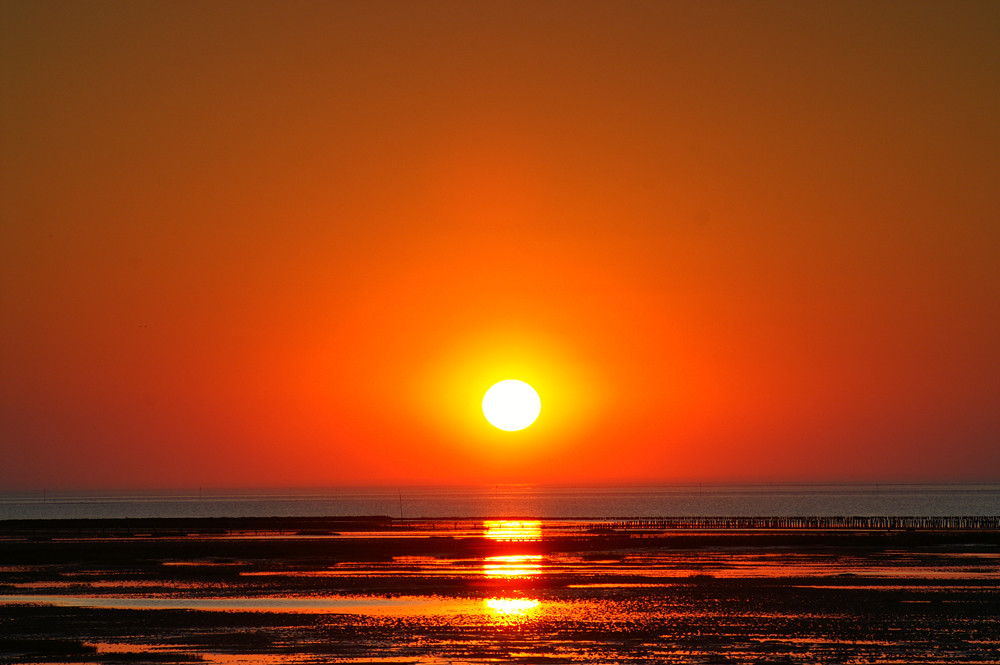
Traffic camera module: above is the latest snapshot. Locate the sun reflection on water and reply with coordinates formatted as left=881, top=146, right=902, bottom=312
left=482, top=521, right=544, bottom=578
left=483, top=520, right=542, bottom=541
left=484, top=597, right=541, bottom=622
left=482, top=554, right=543, bottom=578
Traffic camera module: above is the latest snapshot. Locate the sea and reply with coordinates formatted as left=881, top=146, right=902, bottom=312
left=2, top=483, right=999, bottom=520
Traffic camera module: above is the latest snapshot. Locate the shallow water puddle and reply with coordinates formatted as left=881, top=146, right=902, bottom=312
left=0, top=593, right=553, bottom=618
left=91, top=642, right=314, bottom=665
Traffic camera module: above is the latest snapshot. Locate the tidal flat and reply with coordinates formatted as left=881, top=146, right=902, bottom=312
left=1, top=518, right=999, bottom=664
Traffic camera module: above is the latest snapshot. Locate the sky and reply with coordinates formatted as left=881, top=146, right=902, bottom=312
left=2, top=1, right=999, bottom=490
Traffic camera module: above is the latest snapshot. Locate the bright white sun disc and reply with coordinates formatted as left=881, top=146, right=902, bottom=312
left=482, top=380, right=541, bottom=431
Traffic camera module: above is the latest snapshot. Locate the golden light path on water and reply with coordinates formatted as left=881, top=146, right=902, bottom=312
left=481, top=520, right=545, bottom=619
left=483, top=520, right=542, bottom=541
left=483, top=554, right=543, bottom=577
left=484, top=597, right=541, bottom=620
left=482, top=520, right=544, bottom=579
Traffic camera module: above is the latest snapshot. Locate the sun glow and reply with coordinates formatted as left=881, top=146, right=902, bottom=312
left=482, top=380, right=541, bottom=431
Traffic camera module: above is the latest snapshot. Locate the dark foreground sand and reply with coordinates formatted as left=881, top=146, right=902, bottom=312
left=2, top=518, right=999, bottom=664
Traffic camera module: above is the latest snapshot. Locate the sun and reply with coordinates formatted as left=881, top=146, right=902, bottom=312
left=482, top=380, right=541, bottom=431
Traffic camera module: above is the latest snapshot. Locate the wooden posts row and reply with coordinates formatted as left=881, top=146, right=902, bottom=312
left=580, top=515, right=1000, bottom=531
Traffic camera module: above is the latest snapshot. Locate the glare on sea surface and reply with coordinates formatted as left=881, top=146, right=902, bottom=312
left=484, top=520, right=542, bottom=542
left=483, top=554, right=543, bottom=578
left=484, top=597, right=541, bottom=622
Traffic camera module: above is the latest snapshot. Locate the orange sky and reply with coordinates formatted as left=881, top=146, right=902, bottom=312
left=2, top=1, right=999, bottom=490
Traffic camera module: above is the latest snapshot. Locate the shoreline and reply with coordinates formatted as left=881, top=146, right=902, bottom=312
left=2, top=516, right=999, bottom=567
left=3, top=517, right=999, bottom=664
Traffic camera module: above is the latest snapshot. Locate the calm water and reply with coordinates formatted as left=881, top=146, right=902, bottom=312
left=2, top=483, right=999, bottom=520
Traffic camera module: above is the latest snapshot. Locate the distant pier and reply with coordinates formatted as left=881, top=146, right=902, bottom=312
left=577, top=515, right=1000, bottom=531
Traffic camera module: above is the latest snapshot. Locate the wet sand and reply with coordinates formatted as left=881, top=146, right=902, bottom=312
left=2, top=518, right=999, bottom=663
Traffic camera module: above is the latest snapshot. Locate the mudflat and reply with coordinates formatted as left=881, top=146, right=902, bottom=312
left=2, top=518, right=999, bottom=664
